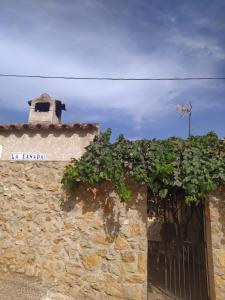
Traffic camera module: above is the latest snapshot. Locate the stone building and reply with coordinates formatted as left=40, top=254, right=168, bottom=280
left=0, top=93, right=99, bottom=161
left=0, top=93, right=148, bottom=300
left=0, top=94, right=224, bottom=300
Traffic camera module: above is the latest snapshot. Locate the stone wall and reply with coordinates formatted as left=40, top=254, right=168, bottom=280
left=206, top=187, right=225, bottom=300
left=0, top=162, right=147, bottom=300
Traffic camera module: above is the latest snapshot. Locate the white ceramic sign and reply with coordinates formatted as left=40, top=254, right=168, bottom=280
left=9, top=152, right=46, bottom=161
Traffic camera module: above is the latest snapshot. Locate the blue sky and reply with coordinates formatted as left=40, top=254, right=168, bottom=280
left=0, top=0, right=224, bottom=140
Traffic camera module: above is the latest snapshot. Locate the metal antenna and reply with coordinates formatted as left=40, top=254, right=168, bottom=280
left=176, top=101, right=192, bottom=137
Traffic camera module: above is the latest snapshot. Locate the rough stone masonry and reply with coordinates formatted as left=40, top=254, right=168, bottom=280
left=0, top=162, right=148, bottom=300
left=206, top=187, right=225, bottom=300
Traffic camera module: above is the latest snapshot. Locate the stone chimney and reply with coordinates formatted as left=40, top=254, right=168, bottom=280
left=28, top=93, right=66, bottom=124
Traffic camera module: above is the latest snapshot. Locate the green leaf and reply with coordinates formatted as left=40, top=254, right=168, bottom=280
left=159, top=189, right=168, bottom=199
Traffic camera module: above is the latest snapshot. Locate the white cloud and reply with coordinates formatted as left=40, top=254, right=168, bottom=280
left=170, top=34, right=225, bottom=61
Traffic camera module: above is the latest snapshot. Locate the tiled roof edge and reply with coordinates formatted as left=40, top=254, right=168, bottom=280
left=0, top=123, right=100, bottom=131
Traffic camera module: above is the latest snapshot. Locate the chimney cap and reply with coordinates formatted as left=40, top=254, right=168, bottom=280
left=28, top=93, right=66, bottom=110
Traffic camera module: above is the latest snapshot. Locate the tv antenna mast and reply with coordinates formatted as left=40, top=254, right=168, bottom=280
left=176, top=101, right=192, bottom=137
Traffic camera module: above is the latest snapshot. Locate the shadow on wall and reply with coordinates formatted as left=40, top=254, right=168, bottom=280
left=60, top=180, right=147, bottom=242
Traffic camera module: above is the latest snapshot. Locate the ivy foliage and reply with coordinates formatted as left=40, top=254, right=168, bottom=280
left=62, top=129, right=225, bottom=204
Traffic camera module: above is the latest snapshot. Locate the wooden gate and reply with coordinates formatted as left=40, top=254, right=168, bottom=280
left=147, top=194, right=210, bottom=300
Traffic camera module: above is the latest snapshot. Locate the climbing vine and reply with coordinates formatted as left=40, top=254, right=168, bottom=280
left=62, top=129, right=225, bottom=204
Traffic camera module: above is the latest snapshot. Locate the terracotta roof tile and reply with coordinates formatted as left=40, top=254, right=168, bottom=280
left=0, top=123, right=99, bottom=131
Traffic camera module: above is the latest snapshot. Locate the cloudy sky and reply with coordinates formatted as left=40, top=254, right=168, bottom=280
left=0, top=0, right=225, bottom=140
